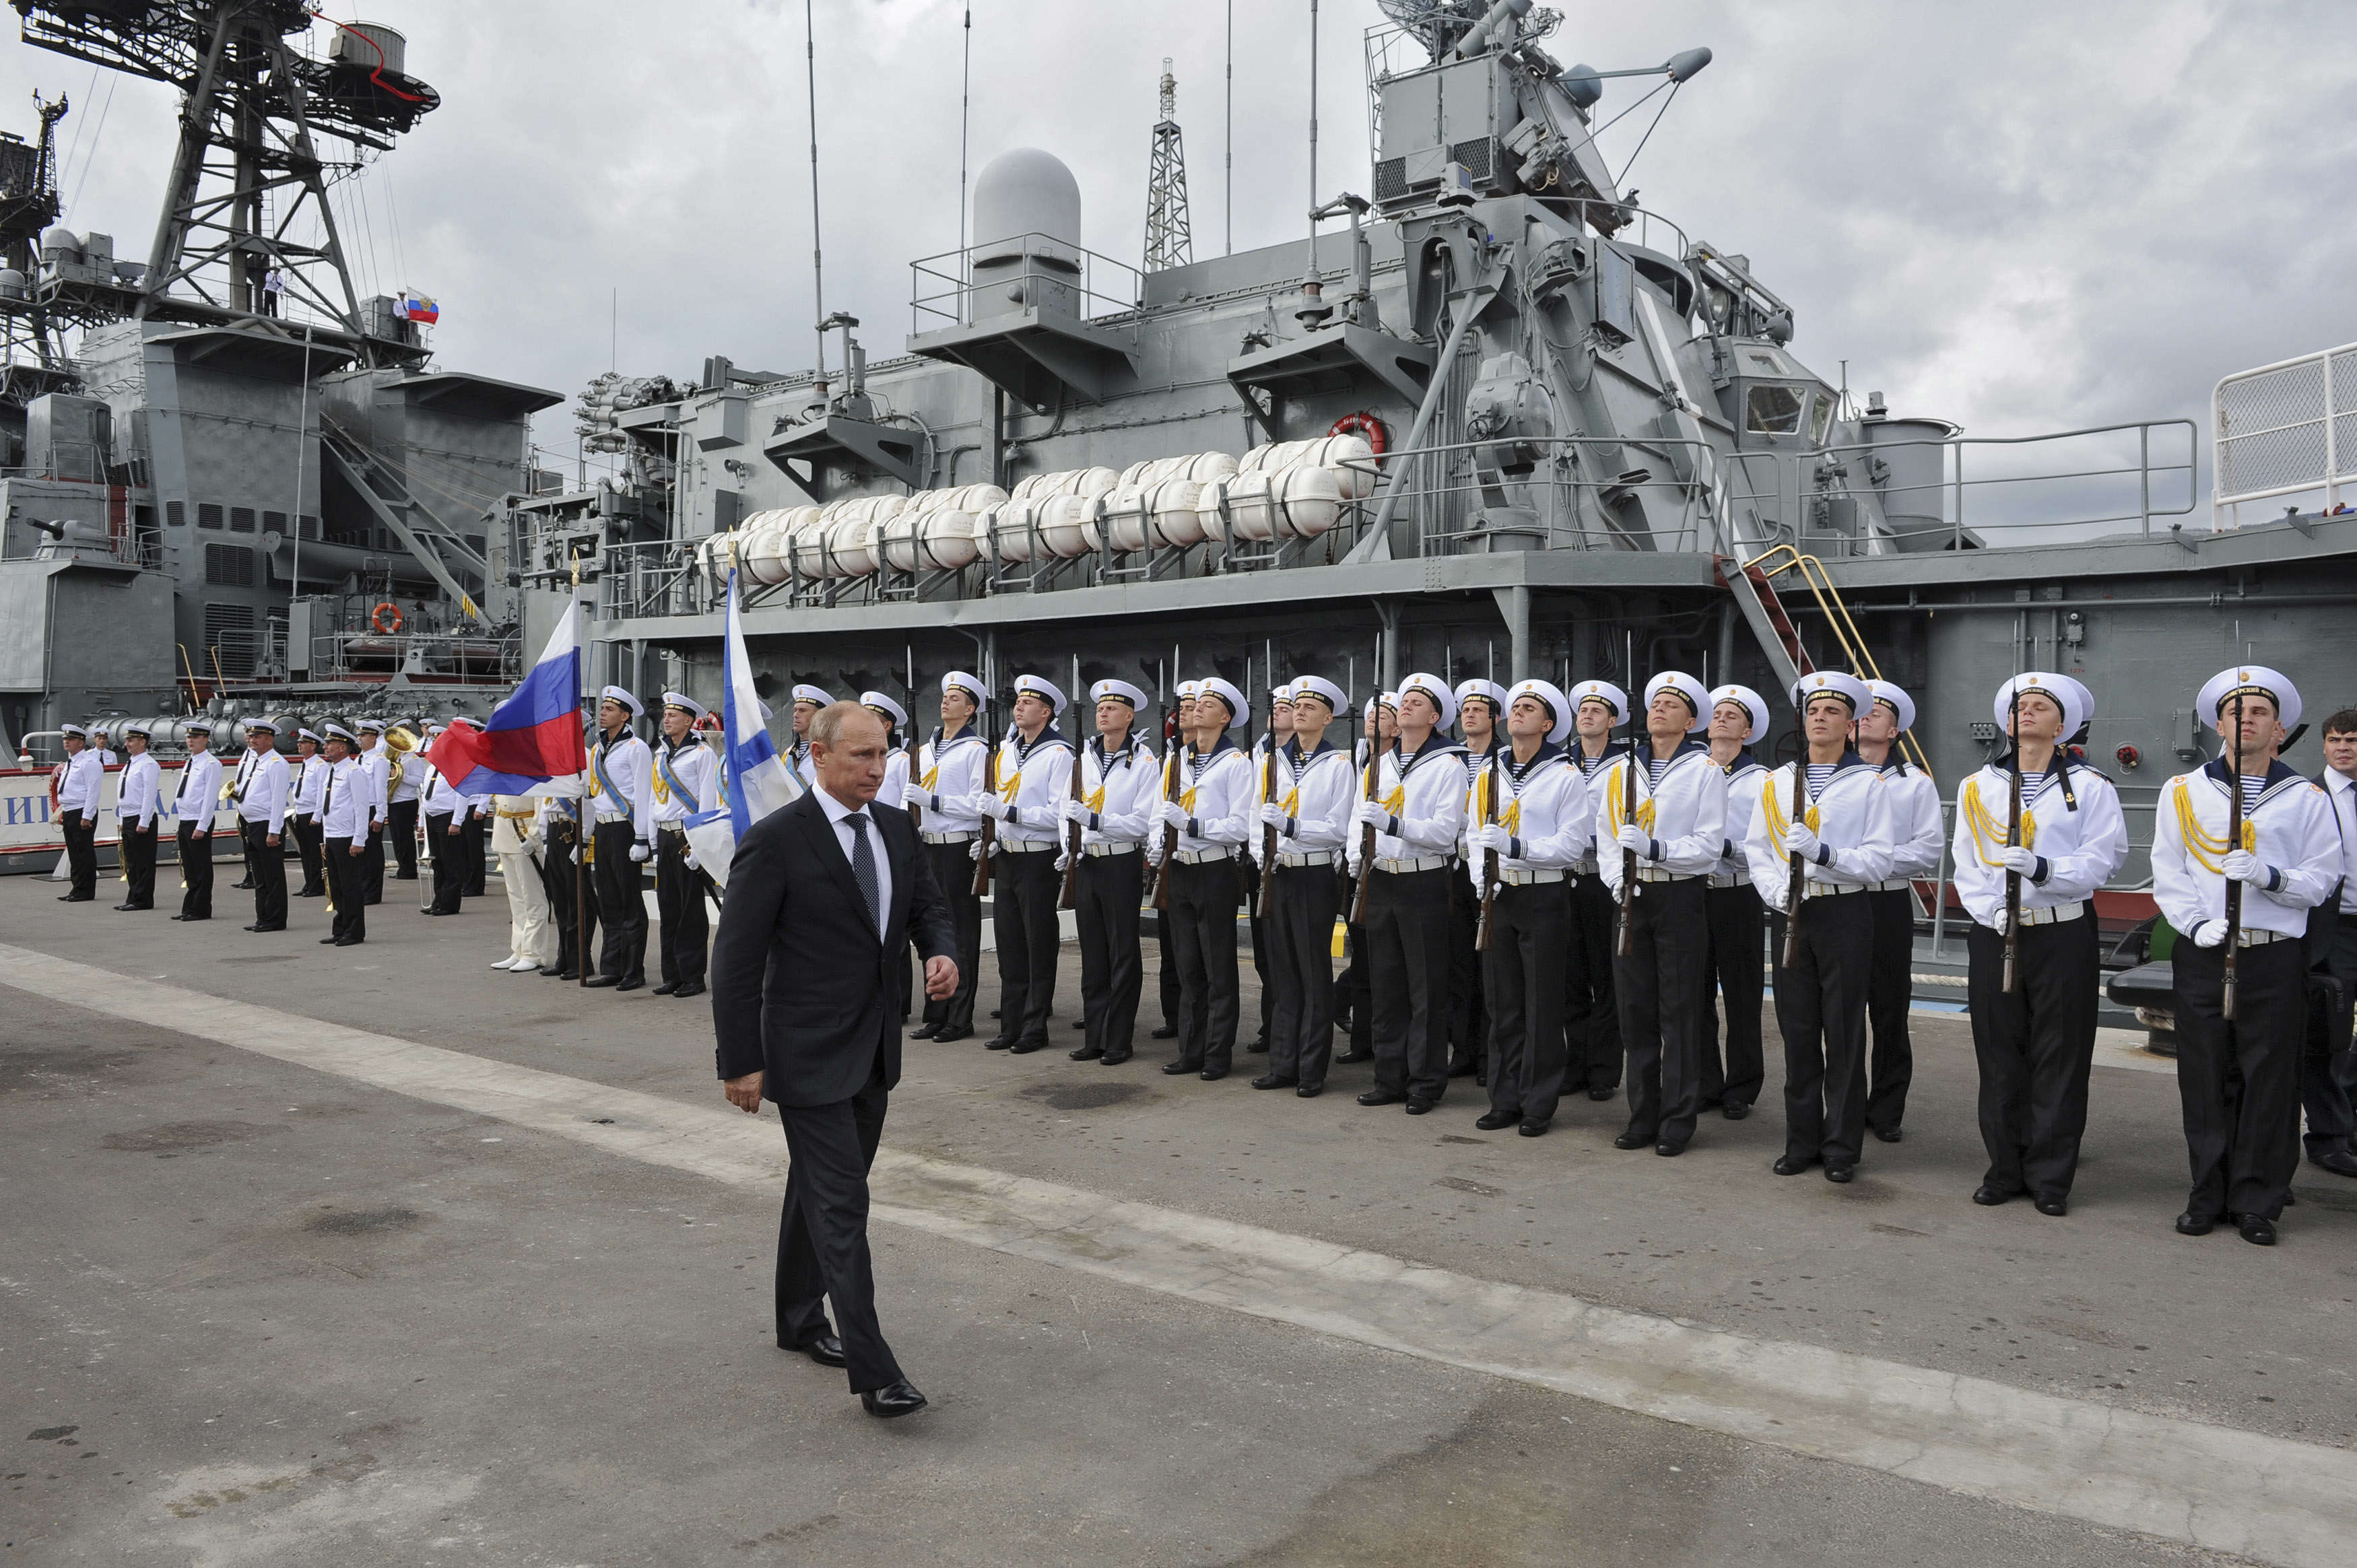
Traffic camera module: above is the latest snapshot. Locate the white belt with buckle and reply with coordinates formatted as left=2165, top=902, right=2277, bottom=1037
left=1571, top=859, right=1599, bottom=876
left=594, top=809, right=630, bottom=825
left=1707, top=871, right=1750, bottom=889
left=1801, top=881, right=1868, bottom=899
left=1498, top=867, right=1566, bottom=885
left=2238, top=927, right=2294, bottom=948
left=2016, top=901, right=2086, bottom=927
left=921, top=829, right=978, bottom=844
left=1634, top=868, right=1694, bottom=883
left=1374, top=855, right=1450, bottom=875
left=1084, top=841, right=1140, bottom=856
left=1001, top=838, right=1057, bottom=854
left=1867, top=879, right=1914, bottom=893
left=1173, top=846, right=1234, bottom=864
left=1277, top=850, right=1336, bottom=868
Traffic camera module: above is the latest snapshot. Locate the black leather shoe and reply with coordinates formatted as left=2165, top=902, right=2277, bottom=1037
left=1772, top=1154, right=1816, bottom=1177
left=1071, top=1019, right=1088, bottom=1029
left=1070, top=1045, right=1104, bottom=1062
left=1404, top=1097, right=1436, bottom=1115
left=2311, top=1149, right=2357, bottom=1178
left=319, top=935, right=341, bottom=945
left=1655, top=1140, right=1686, bottom=1157
left=582, top=974, right=621, bottom=988
left=333, top=936, right=362, bottom=947
left=1587, top=1085, right=1616, bottom=1101
left=58, top=892, right=94, bottom=902
left=112, top=903, right=139, bottom=912
left=1009, top=1040, right=1046, bottom=1055
left=1824, top=1163, right=1856, bottom=1184
left=1246, top=1037, right=1270, bottom=1054
left=1099, top=1052, right=1131, bottom=1066
left=1161, top=1060, right=1197, bottom=1076
left=1871, top=1127, right=1902, bottom=1144
left=546, top=969, right=579, bottom=981
left=1334, top=1049, right=1373, bottom=1064
left=1517, top=1119, right=1550, bottom=1137
left=1198, top=1066, right=1228, bottom=1082
left=990, top=1007, right=1001, bottom=1019
left=651, top=983, right=677, bottom=996
left=1250, top=1073, right=1296, bottom=1090
left=1356, top=1088, right=1405, bottom=1107
left=2175, top=1211, right=2214, bottom=1236
left=230, top=880, right=253, bottom=890
left=908, top=1023, right=939, bottom=1040
left=2033, top=1195, right=2069, bottom=1217
left=671, top=981, right=704, bottom=998
left=1612, top=1130, right=1652, bottom=1151
left=1150, top=1023, right=1178, bottom=1039
left=784, top=1334, right=846, bottom=1368
left=860, top=1379, right=928, bottom=1419
left=614, top=978, right=644, bottom=992
left=1721, top=1101, right=1752, bottom=1122
left=1473, top=1110, right=1520, bottom=1131
left=931, top=1027, right=973, bottom=1044
left=1295, top=1082, right=1323, bottom=1099
left=985, top=1036, right=1015, bottom=1051
left=2236, top=1213, right=2277, bottom=1246
left=1972, top=1184, right=2016, bottom=1206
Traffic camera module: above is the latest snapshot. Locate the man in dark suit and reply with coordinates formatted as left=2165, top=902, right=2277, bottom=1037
left=713, top=702, right=958, bottom=1419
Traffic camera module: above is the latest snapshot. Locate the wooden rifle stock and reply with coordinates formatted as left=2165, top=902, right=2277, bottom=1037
left=1348, top=743, right=1385, bottom=925
left=972, top=735, right=998, bottom=896
left=1150, top=747, right=1182, bottom=910
left=1782, top=760, right=1810, bottom=969
left=2001, top=687, right=2023, bottom=993
left=1618, top=746, right=1639, bottom=958
left=1255, top=746, right=1279, bottom=919
left=2223, top=691, right=2245, bottom=1020
left=1474, top=753, right=1500, bottom=953
left=904, top=734, right=922, bottom=832
left=1057, top=739, right=1086, bottom=910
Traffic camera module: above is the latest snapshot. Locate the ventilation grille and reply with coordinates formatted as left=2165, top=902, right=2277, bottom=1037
left=1449, top=137, right=1494, bottom=184
left=1374, top=157, right=1408, bottom=205
left=230, top=506, right=256, bottom=533
left=203, top=603, right=257, bottom=678
left=197, top=503, right=223, bottom=530
left=203, top=543, right=255, bottom=587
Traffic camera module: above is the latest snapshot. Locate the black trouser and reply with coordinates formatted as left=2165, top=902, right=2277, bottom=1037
left=2301, top=910, right=2357, bottom=1158
left=543, top=820, right=592, bottom=976
left=1566, top=871, right=1622, bottom=1091
left=119, top=821, right=157, bottom=908
left=1966, top=911, right=2099, bottom=1200
left=1367, top=866, right=1452, bottom=1102
left=1702, top=881, right=1766, bottom=1109
left=1486, top=879, right=1571, bottom=1124
left=655, top=825, right=708, bottom=988
left=1336, top=911, right=1373, bottom=1054
left=1156, top=905, right=1182, bottom=1028
left=61, top=807, right=98, bottom=897
left=427, top=812, right=465, bottom=913
left=240, top=818, right=287, bottom=928
left=388, top=798, right=419, bottom=878
left=1618, top=875, right=1711, bottom=1145
left=177, top=820, right=213, bottom=919
left=323, top=836, right=365, bottom=943
left=1771, top=891, right=1875, bottom=1167
left=1076, top=848, right=1145, bottom=1059
left=292, top=815, right=324, bottom=895
left=1446, top=875, right=1487, bottom=1075
left=990, top=846, right=1061, bottom=1048
left=774, top=1056, right=903, bottom=1393
left=1244, top=856, right=1275, bottom=1044
left=1268, top=860, right=1341, bottom=1085
left=921, top=839, right=982, bottom=1033
left=463, top=811, right=488, bottom=896
left=360, top=823, right=385, bottom=904
left=591, top=820, right=647, bottom=984
left=1865, top=886, right=1917, bottom=1135
left=1166, top=856, right=1242, bottom=1072
left=2173, top=936, right=2305, bottom=1223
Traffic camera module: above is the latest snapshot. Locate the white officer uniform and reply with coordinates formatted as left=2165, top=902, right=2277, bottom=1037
left=230, top=722, right=292, bottom=929
left=53, top=723, right=104, bottom=901
left=113, top=729, right=164, bottom=912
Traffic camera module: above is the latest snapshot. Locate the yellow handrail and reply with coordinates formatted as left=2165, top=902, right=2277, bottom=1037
left=1740, top=543, right=1935, bottom=780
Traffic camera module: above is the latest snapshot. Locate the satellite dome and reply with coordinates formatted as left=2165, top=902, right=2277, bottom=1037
left=40, top=228, right=81, bottom=257
left=972, top=148, right=1081, bottom=257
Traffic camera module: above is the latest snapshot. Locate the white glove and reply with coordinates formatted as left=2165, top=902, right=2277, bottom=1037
left=1061, top=798, right=1090, bottom=826
left=1782, top=820, right=1819, bottom=860
left=1158, top=799, right=1191, bottom=832
left=1999, top=846, right=2039, bottom=877
left=2222, top=849, right=2266, bottom=885
left=1470, top=823, right=1513, bottom=854
left=1054, top=850, right=1071, bottom=873
left=960, top=792, right=995, bottom=819
left=683, top=850, right=699, bottom=871
left=629, top=842, right=651, bottom=864
left=2191, top=918, right=2228, bottom=948
left=1615, top=823, right=1653, bottom=859
left=1353, top=799, right=1391, bottom=831
left=968, top=840, right=984, bottom=862
left=1258, top=803, right=1287, bottom=830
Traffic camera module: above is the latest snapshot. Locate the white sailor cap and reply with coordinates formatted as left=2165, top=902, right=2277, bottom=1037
left=1290, top=675, right=1346, bottom=713
left=1092, top=678, right=1148, bottom=710
left=125, top=722, right=154, bottom=739
left=861, top=690, right=909, bottom=728
left=941, top=670, right=984, bottom=706
left=1791, top=669, right=1871, bottom=715
left=356, top=716, right=385, bottom=732
left=245, top=716, right=279, bottom=734
left=1176, top=679, right=1203, bottom=703
left=322, top=723, right=356, bottom=744
left=457, top=716, right=485, bottom=730
left=296, top=728, right=321, bottom=744
left=1013, top=674, right=1067, bottom=715
left=662, top=691, right=706, bottom=720
left=1271, top=686, right=1295, bottom=706
left=1453, top=678, right=1508, bottom=720
left=1643, top=671, right=1710, bottom=731
left=1569, top=679, right=1629, bottom=726
left=1505, top=678, right=1574, bottom=745
left=1397, top=672, right=1458, bottom=730
left=1865, top=679, right=1916, bottom=733
left=185, top=719, right=214, bottom=736
left=790, top=683, right=834, bottom=710
left=597, top=685, right=644, bottom=718
left=2199, top=665, right=2302, bottom=732
left=1993, top=672, right=2085, bottom=739
left=1195, top=677, right=1249, bottom=728
left=59, top=722, right=88, bottom=739
left=758, top=699, right=775, bottom=723
left=1708, top=684, right=1771, bottom=746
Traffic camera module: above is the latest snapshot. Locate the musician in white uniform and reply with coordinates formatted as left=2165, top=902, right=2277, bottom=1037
left=1744, top=671, right=1896, bottom=1183
left=232, top=718, right=292, bottom=932
left=2152, top=665, right=2340, bottom=1245
left=584, top=685, right=657, bottom=990
left=1063, top=678, right=1160, bottom=1066
left=907, top=671, right=989, bottom=1042
left=1701, top=685, right=1770, bottom=1119
left=170, top=720, right=223, bottom=921
left=1252, top=677, right=1353, bottom=1095
left=314, top=724, right=370, bottom=947
left=970, top=674, right=1073, bottom=1055
left=54, top=722, right=103, bottom=901
left=653, top=693, right=719, bottom=998
left=386, top=722, right=424, bottom=882
left=355, top=720, right=392, bottom=906
left=112, top=722, right=163, bottom=912
left=286, top=729, right=328, bottom=898
left=1158, top=676, right=1255, bottom=1079
left=1952, top=673, right=2128, bottom=1215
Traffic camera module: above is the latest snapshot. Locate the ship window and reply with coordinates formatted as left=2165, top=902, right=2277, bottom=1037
left=230, top=506, right=256, bottom=533
left=1745, top=383, right=1806, bottom=436
left=1810, top=393, right=1836, bottom=444
left=1743, top=349, right=1783, bottom=374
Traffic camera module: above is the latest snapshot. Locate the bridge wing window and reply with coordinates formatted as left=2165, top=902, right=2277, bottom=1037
left=1810, top=391, right=1836, bottom=444
left=1745, top=382, right=1806, bottom=436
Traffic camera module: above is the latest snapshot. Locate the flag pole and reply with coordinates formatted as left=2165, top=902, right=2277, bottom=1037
left=574, top=555, right=592, bottom=988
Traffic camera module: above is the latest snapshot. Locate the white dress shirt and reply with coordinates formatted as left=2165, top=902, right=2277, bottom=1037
left=1950, top=758, right=2129, bottom=930
left=288, top=755, right=325, bottom=819
left=1715, top=753, right=1769, bottom=883
left=2320, top=766, right=2357, bottom=912
left=988, top=727, right=1075, bottom=847
left=1076, top=732, right=1161, bottom=846
left=590, top=727, right=655, bottom=843
left=1170, top=736, right=1254, bottom=857
left=1596, top=739, right=1728, bottom=891
left=653, top=737, right=717, bottom=825
left=421, top=757, right=466, bottom=819
left=1271, top=739, right=1356, bottom=856
left=2151, top=759, right=2339, bottom=941
left=318, top=757, right=370, bottom=839
left=813, top=784, right=893, bottom=937
left=358, top=743, right=391, bottom=829
left=1352, top=735, right=1469, bottom=873
left=116, top=753, right=162, bottom=830
left=1741, top=755, right=1896, bottom=912
left=1461, top=743, right=1591, bottom=881
left=55, top=748, right=102, bottom=815
left=172, top=750, right=224, bottom=831
left=234, top=748, right=290, bottom=833
left=914, top=729, right=989, bottom=836
left=1879, top=759, right=1946, bottom=882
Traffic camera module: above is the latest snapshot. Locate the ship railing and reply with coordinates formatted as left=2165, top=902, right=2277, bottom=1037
left=598, top=538, right=704, bottom=620
left=1727, top=419, right=2197, bottom=557
left=2210, top=342, right=2357, bottom=526
left=1364, top=433, right=1725, bottom=556
left=908, top=235, right=1146, bottom=337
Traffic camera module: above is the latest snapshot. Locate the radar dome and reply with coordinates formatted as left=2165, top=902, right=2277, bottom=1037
left=972, top=148, right=1082, bottom=257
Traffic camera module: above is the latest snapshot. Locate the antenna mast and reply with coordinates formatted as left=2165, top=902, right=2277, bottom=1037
left=1143, top=59, right=1194, bottom=273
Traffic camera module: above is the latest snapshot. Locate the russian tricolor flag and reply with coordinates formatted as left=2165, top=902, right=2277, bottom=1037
left=400, top=292, right=440, bottom=325
left=432, top=605, right=587, bottom=794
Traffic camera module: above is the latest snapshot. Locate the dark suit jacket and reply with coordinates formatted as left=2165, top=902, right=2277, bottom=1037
left=711, top=790, right=956, bottom=1107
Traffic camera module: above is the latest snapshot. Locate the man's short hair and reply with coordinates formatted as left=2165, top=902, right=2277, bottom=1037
left=808, top=700, right=884, bottom=750
left=2324, top=707, right=2357, bottom=738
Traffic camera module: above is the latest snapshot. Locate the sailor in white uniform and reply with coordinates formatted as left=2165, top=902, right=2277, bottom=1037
left=1449, top=677, right=1509, bottom=1081
left=420, top=726, right=470, bottom=915
left=287, top=729, right=328, bottom=898
left=113, top=723, right=163, bottom=912
left=1856, top=679, right=1944, bottom=1143
left=907, top=671, right=990, bottom=1042
left=788, top=683, right=834, bottom=788
left=354, top=720, right=392, bottom=906
left=1244, top=684, right=1296, bottom=1057
left=1063, top=678, right=1161, bottom=1066
left=653, top=692, right=720, bottom=998
left=584, top=685, right=656, bottom=990
left=1564, top=679, right=1632, bottom=1100
left=1159, top=676, right=1255, bottom=1079
left=1254, top=676, right=1354, bottom=1096
left=1702, top=685, right=1770, bottom=1119
left=970, top=673, right=1074, bottom=1054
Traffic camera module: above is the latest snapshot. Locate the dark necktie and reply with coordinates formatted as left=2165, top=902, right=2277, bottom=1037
left=845, top=812, right=881, bottom=935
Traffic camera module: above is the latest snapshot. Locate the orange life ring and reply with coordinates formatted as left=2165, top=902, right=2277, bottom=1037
left=371, top=601, right=404, bottom=635
left=1329, top=411, right=1388, bottom=456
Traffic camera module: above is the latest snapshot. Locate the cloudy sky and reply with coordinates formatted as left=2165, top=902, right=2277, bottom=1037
left=11, top=0, right=2356, bottom=487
